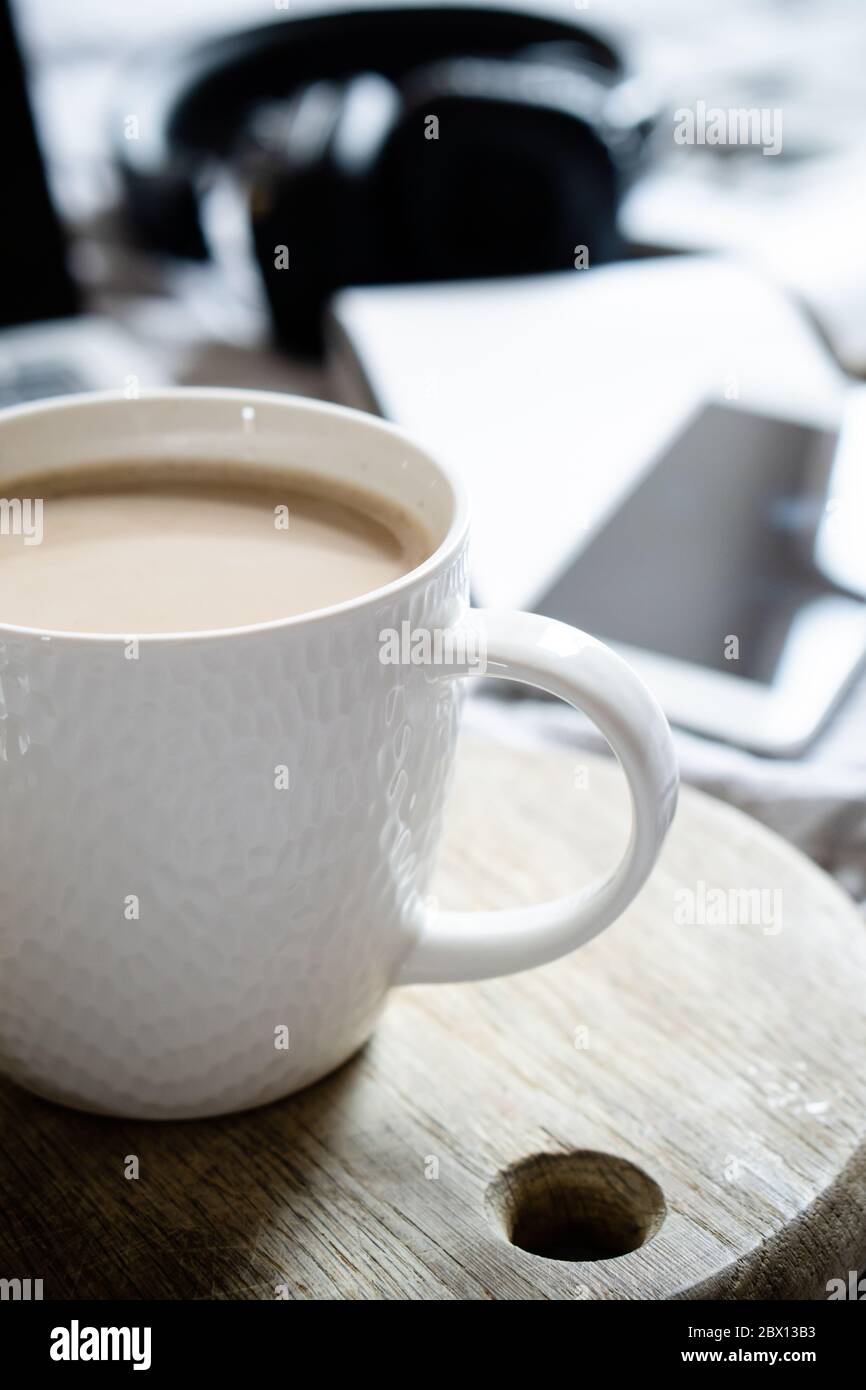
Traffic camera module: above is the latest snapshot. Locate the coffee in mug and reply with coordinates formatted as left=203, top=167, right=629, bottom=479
left=0, top=464, right=433, bottom=634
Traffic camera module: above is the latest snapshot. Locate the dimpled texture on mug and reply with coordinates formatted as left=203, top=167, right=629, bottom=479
left=0, top=546, right=468, bottom=1117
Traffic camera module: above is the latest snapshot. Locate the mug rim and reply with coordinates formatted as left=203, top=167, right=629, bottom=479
left=0, top=387, right=470, bottom=645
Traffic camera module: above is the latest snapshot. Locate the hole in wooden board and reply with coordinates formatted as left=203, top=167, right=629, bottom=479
left=486, top=1150, right=666, bottom=1262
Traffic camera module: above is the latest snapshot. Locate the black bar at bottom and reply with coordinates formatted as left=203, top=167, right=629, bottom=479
left=1, top=1294, right=861, bottom=1375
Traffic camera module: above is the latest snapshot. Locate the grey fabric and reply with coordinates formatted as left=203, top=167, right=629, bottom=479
left=464, top=676, right=866, bottom=909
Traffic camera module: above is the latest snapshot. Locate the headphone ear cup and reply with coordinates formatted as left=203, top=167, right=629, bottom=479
left=376, top=64, right=622, bottom=282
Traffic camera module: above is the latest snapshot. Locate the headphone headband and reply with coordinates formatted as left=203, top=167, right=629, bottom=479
left=115, top=7, right=630, bottom=256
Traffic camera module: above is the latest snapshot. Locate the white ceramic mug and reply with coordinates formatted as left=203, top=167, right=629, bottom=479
left=0, top=389, right=677, bottom=1118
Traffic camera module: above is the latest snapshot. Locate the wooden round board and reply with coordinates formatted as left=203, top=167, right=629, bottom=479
left=1, top=736, right=864, bottom=1300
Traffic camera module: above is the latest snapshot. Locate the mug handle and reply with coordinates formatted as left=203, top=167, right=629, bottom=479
left=396, top=609, right=679, bottom=985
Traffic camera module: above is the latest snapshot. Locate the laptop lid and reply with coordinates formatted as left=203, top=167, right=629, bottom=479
left=0, top=0, right=79, bottom=328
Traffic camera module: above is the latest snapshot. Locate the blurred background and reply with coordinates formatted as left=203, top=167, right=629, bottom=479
left=4, top=0, right=866, bottom=896
left=12, top=0, right=866, bottom=376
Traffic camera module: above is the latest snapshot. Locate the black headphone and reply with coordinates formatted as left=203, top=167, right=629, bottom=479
left=114, top=7, right=654, bottom=354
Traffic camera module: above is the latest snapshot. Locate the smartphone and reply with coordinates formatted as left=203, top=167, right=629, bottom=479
left=536, top=401, right=866, bottom=755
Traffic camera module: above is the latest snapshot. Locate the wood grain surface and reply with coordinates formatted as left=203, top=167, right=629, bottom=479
left=1, top=736, right=864, bottom=1300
